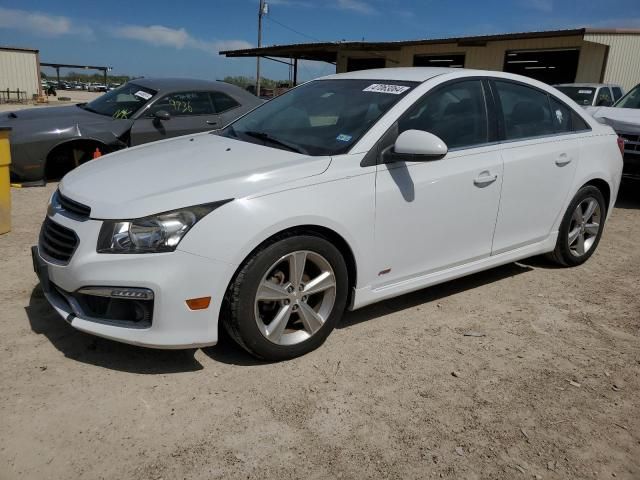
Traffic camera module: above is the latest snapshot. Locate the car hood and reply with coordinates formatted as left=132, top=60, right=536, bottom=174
left=60, top=132, right=331, bottom=219
left=2, top=105, right=131, bottom=142
left=586, top=106, right=640, bottom=134
left=3, top=105, right=99, bottom=121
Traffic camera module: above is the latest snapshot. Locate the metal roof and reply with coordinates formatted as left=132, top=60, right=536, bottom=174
left=220, top=28, right=640, bottom=62
left=0, top=45, right=39, bottom=53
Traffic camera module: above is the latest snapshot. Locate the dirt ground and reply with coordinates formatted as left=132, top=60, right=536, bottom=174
left=0, top=91, right=101, bottom=113
left=1, top=181, right=639, bottom=480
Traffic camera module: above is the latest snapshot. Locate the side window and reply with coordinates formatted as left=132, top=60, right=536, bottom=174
left=397, top=80, right=488, bottom=149
left=148, top=91, right=214, bottom=117
left=494, top=80, right=554, bottom=141
left=549, top=97, right=572, bottom=133
left=570, top=110, right=590, bottom=131
left=612, top=87, right=623, bottom=102
left=596, top=88, right=613, bottom=106
left=211, top=92, right=240, bottom=113
left=549, top=97, right=589, bottom=133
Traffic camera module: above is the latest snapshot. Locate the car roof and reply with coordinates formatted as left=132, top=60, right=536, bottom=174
left=319, top=67, right=470, bottom=82
left=131, top=77, right=247, bottom=95
left=554, top=83, right=621, bottom=88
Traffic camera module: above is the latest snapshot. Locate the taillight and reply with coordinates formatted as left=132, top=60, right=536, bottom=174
left=617, top=136, right=625, bottom=157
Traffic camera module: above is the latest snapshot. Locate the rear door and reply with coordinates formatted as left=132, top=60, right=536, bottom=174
left=491, top=79, right=583, bottom=254
left=130, top=91, right=219, bottom=145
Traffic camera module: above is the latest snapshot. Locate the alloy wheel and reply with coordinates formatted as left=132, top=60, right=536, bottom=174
left=254, top=250, right=337, bottom=346
left=568, top=197, right=601, bottom=257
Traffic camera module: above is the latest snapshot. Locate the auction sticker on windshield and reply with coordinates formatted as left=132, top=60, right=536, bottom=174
left=134, top=90, right=153, bottom=100
left=363, top=84, right=411, bottom=94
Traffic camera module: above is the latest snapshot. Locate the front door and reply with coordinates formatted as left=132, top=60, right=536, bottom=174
left=130, top=91, right=220, bottom=146
left=374, top=79, right=503, bottom=287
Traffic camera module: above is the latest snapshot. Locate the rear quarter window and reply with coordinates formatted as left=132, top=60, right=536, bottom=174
left=550, top=97, right=590, bottom=133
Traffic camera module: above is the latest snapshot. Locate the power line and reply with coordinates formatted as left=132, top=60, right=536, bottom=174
left=264, top=16, right=323, bottom=43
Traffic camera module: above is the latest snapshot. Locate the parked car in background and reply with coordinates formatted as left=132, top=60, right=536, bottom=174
left=88, top=84, right=108, bottom=92
left=554, top=83, right=624, bottom=107
left=32, top=68, right=622, bottom=360
left=587, top=83, right=640, bottom=180
left=4, top=78, right=261, bottom=181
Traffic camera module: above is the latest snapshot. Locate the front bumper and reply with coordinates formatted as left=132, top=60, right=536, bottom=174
left=33, top=212, right=236, bottom=348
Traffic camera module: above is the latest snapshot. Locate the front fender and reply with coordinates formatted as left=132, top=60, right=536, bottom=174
left=178, top=171, right=377, bottom=292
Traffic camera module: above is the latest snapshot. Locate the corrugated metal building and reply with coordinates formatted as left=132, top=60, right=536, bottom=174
left=0, top=46, right=41, bottom=102
left=221, top=28, right=640, bottom=90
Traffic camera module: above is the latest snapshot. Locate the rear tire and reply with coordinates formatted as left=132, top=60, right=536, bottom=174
left=223, top=235, right=349, bottom=361
left=548, top=185, right=606, bottom=267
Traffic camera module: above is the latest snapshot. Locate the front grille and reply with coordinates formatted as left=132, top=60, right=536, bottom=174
left=621, top=134, right=640, bottom=156
left=39, top=218, right=79, bottom=264
left=58, top=192, right=91, bottom=219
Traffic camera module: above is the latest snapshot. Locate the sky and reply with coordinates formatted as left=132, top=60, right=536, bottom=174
left=0, top=0, right=639, bottom=82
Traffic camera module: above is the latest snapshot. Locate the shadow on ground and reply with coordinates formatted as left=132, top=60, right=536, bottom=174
left=339, top=261, right=532, bottom=329
left=25, top=287, right=204, bottom=374
left=615, top=181, right=640, bottom=210
left=27, top=261, right=535, bottom=369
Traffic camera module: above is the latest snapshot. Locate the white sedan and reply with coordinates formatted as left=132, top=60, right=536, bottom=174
left=33, top=67, right=624, bottom=360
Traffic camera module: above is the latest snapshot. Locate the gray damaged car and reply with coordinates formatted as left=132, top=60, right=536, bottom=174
left=3, top=78, right=261, bottom=181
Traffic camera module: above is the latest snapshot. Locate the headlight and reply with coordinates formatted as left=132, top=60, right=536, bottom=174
left=97, top=200, right=232, bottom=254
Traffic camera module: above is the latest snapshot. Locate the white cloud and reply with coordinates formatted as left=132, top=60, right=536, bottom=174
left=335, top=0, right=376, bottom=14
left=0, top=7, right=92, bottom=36
left=521, top=0, right=553, bottom=13
left=265, top=0, right=375, bottom=14
left=110, top=24, right=252, bottom=54
left=113, top=24, right=190, bottom=49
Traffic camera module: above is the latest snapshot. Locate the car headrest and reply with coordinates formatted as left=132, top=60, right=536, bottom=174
left=444, top=98, right=473, bottom=116
left=511, top=101, right=545, bottom=125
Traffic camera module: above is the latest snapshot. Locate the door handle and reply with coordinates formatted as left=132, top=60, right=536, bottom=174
left=473, top=172, right=498, bottom=187
left=206, top=120, right=218, bottom=126
left=555, top=154, right=572, bottom=167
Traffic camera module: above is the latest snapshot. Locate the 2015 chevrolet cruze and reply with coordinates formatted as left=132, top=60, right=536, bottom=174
left=33, top=68, right=624, bottom=360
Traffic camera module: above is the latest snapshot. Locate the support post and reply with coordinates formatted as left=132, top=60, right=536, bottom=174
left=103, top=69, right=107, bottom=86
left=293, top=58, right=298, bottom=86
left=256, top=0, right=266, bottom=97
left=56, top=67, right=60, bottom=85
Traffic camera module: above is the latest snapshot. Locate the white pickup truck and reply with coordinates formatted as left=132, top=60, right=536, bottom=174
left=587, top=83, right=640, bottom=180
left=555, top=83, right=625, bottom=107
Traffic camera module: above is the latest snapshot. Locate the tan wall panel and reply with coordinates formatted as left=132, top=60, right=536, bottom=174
left=575, top=41, right=607, bottom=83
left=336, top=35, right=596, bottom=81
left=0, top=49, right=39, bottom=99
left=585, top=33, right=640, bottom=90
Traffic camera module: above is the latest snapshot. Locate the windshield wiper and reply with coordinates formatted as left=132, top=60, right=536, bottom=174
left=243, top=130, right=306, bottom=154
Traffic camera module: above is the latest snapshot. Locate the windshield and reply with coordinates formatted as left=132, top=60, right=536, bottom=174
left=221, top=79, right=417, bottom=156
left=556, top=86, right=596, bottom=106
left=81, top=83, right=157, bottom=119
left=614, top=84, right=640, bottom=109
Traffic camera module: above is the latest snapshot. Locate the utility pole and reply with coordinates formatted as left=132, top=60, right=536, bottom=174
left=256, top=0, right=267, bottom=97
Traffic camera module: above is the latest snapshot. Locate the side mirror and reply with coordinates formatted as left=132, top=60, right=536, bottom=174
left=384, top=130, right=448, bottom=163
left=154, top=110, right=171, bottom=121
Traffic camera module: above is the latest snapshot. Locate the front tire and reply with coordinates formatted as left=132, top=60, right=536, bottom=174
left=223, top=235, right=349, bottom=360
left=548, top=185, right=606, bottom=267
